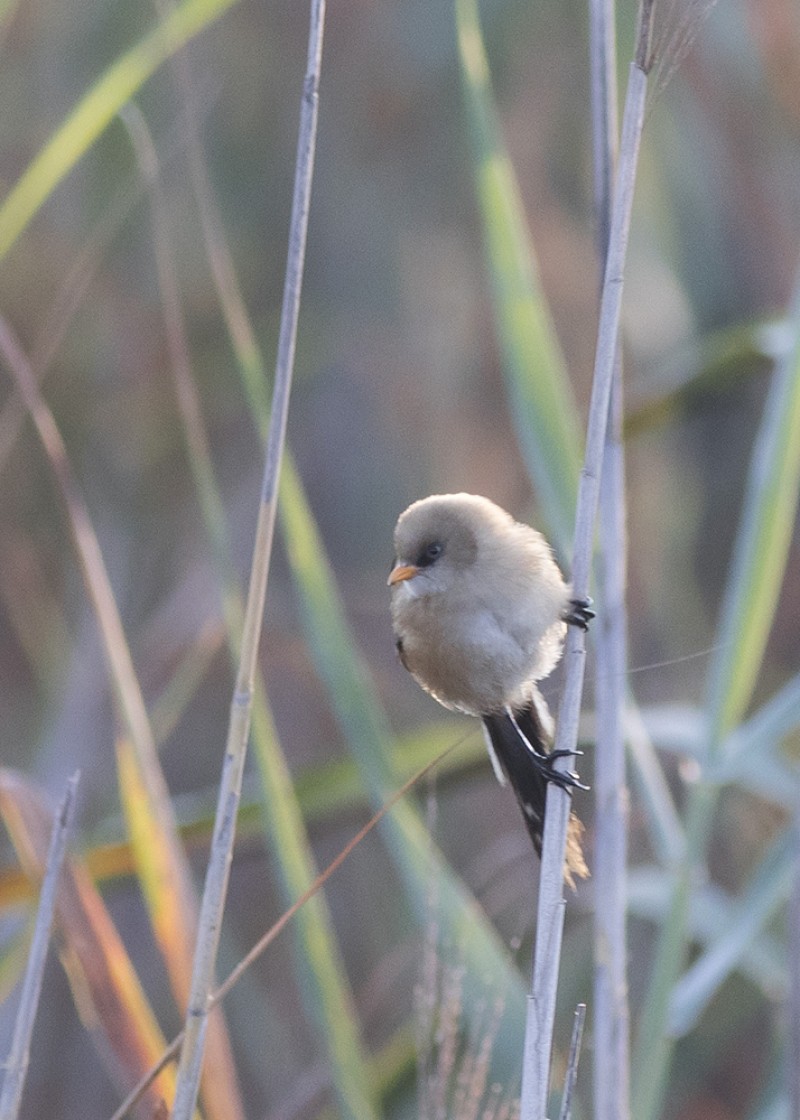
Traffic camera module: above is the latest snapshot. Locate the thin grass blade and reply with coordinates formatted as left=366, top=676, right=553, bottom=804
left=0, top=770, right=178, bottom=1114
left=625, top=705, right=686, bottom=866
left=587, top=0, right=632, bottom=1115
left=790, top=812, right=800, bottom=1120
left=115, top=736, right=243, bottom=1120
left=455, top=0, right=581, bottom=554
left=705, top=276, right=800, bottom=744
left=0, top=0, right=238, bottom=262
left=0, top=773, right=78, bottom=1120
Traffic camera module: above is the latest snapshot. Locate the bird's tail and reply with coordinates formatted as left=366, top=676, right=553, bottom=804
left=482, top=689, right=588, bottom=888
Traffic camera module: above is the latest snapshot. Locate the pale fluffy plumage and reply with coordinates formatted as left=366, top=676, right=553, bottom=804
left=389, top=493, right=569, bottom=714
left=388, top=493, right=588, bottom=884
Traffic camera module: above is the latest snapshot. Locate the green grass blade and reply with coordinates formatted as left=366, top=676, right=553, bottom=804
left=455, top=0, right=582, bottom=553
left=278, top=454, right=528, bottom=1082
left=706, top=284, right=800, bottom=743
left=247, top=694, right=380, bottom=1120
left=0, top=0, right=238, bottom=263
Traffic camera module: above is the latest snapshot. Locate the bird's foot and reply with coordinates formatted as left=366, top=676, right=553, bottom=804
left=502, top=708, right=591, bottom=792
left=563, top=596, right=595, bottom=631
left=531, top=749, right=590, bottom=793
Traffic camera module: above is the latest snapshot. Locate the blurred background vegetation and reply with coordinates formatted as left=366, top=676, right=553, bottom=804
left=1, top=0, right=799, bottom=1118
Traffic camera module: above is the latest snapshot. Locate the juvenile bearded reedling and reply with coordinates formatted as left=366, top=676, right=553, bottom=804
left=388, top=493, right=592, bottom=885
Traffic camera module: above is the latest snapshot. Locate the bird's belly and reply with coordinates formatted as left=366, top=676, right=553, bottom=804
left=402, top=623, right=532, bottom=716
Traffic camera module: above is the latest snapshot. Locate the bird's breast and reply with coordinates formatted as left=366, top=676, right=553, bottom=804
left=393, top=595, right=536, bottom=714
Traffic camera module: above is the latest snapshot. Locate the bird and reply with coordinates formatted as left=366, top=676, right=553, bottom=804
left=388, top=492, right=592, bottom=885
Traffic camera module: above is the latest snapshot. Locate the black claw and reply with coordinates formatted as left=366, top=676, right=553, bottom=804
left=529, top=749, right=590, bottom=793
left=548, top=747, right=584, bottom=761
left=563, top=596, right=596, bottom=631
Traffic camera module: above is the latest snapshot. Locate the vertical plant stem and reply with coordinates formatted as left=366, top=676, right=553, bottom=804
left=520, top=6, right=654, bottom=1115
left=589, top=0, right=618, bottom=261
left=0, top=773, right=79, bottom=1120
left=790, top=812, right=800, bottom=1119
left=588, top=2, right=632, bottom=1119
left=557, top=1004, right=587, bottom=1120
left=170, top=3, right=325, bottom=1115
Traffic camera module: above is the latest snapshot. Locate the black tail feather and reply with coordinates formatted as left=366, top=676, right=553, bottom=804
left=482, top=702, right=551, bottom=856
left=482, top=697, right=589, bottom=885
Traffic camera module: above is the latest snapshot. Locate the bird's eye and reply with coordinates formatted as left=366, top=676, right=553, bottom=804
left=417, top=541, right=443, bottom=567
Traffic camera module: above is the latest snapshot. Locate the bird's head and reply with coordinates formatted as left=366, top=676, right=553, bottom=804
left=388, top=493, right=509, bottom=597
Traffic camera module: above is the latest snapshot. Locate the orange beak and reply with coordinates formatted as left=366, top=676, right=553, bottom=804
left=387, top=563, right=420, bottom=587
